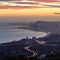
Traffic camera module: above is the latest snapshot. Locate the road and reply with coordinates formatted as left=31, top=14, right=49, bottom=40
left=24, top=40, right=47, bottom=58
left=36, top=40, right=47, bottom=45
left=24, top=40, right=55, bottom=58
left=24, top=45, right=37, bottom=57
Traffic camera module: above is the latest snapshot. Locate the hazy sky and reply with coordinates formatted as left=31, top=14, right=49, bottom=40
left=0, top=0, right=60, bottom=23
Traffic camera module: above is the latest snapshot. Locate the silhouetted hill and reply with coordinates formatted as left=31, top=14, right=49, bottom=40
left=29, top=21, right=60, bottom=34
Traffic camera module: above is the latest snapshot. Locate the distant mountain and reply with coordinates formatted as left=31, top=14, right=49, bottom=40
left=29, top=21, right=60, bottom=34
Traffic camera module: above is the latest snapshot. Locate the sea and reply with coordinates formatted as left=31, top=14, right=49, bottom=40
left=0, top=24, right=47, bottom=43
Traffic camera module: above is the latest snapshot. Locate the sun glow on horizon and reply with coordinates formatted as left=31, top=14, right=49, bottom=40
left=0, top=8, right=60, bottom=17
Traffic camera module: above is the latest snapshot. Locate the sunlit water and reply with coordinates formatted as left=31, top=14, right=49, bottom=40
left=0, top=25, right=48, bottom=43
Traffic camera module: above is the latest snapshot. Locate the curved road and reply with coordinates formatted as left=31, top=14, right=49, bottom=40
left=24, top=45, right=37, bottom=57
left=24, top=40, right=48, bottom=58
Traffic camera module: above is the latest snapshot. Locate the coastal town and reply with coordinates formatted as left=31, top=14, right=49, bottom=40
left=0, top=21, right=60, bottom=60
left=0, top=33, right=60, bottom=60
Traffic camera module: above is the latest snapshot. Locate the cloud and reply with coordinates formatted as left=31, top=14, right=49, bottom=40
left=0, top=0, right=59, bottom=2
left=0, top=1, right=47, bottom=9
left=35, top=0, right=60, bottom=2
left=0, top=0, right=60, bottom=9
left=40, top=2, right=60, bottom=7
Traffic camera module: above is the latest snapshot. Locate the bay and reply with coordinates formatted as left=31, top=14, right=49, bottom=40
left=0, top=25, right=47, bottom=43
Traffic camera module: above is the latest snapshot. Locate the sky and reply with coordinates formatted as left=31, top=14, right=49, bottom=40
left=0, top=0, right=60, bottom=23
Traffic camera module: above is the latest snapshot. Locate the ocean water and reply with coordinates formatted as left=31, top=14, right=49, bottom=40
left=0, top=25, right=47, bottom=43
